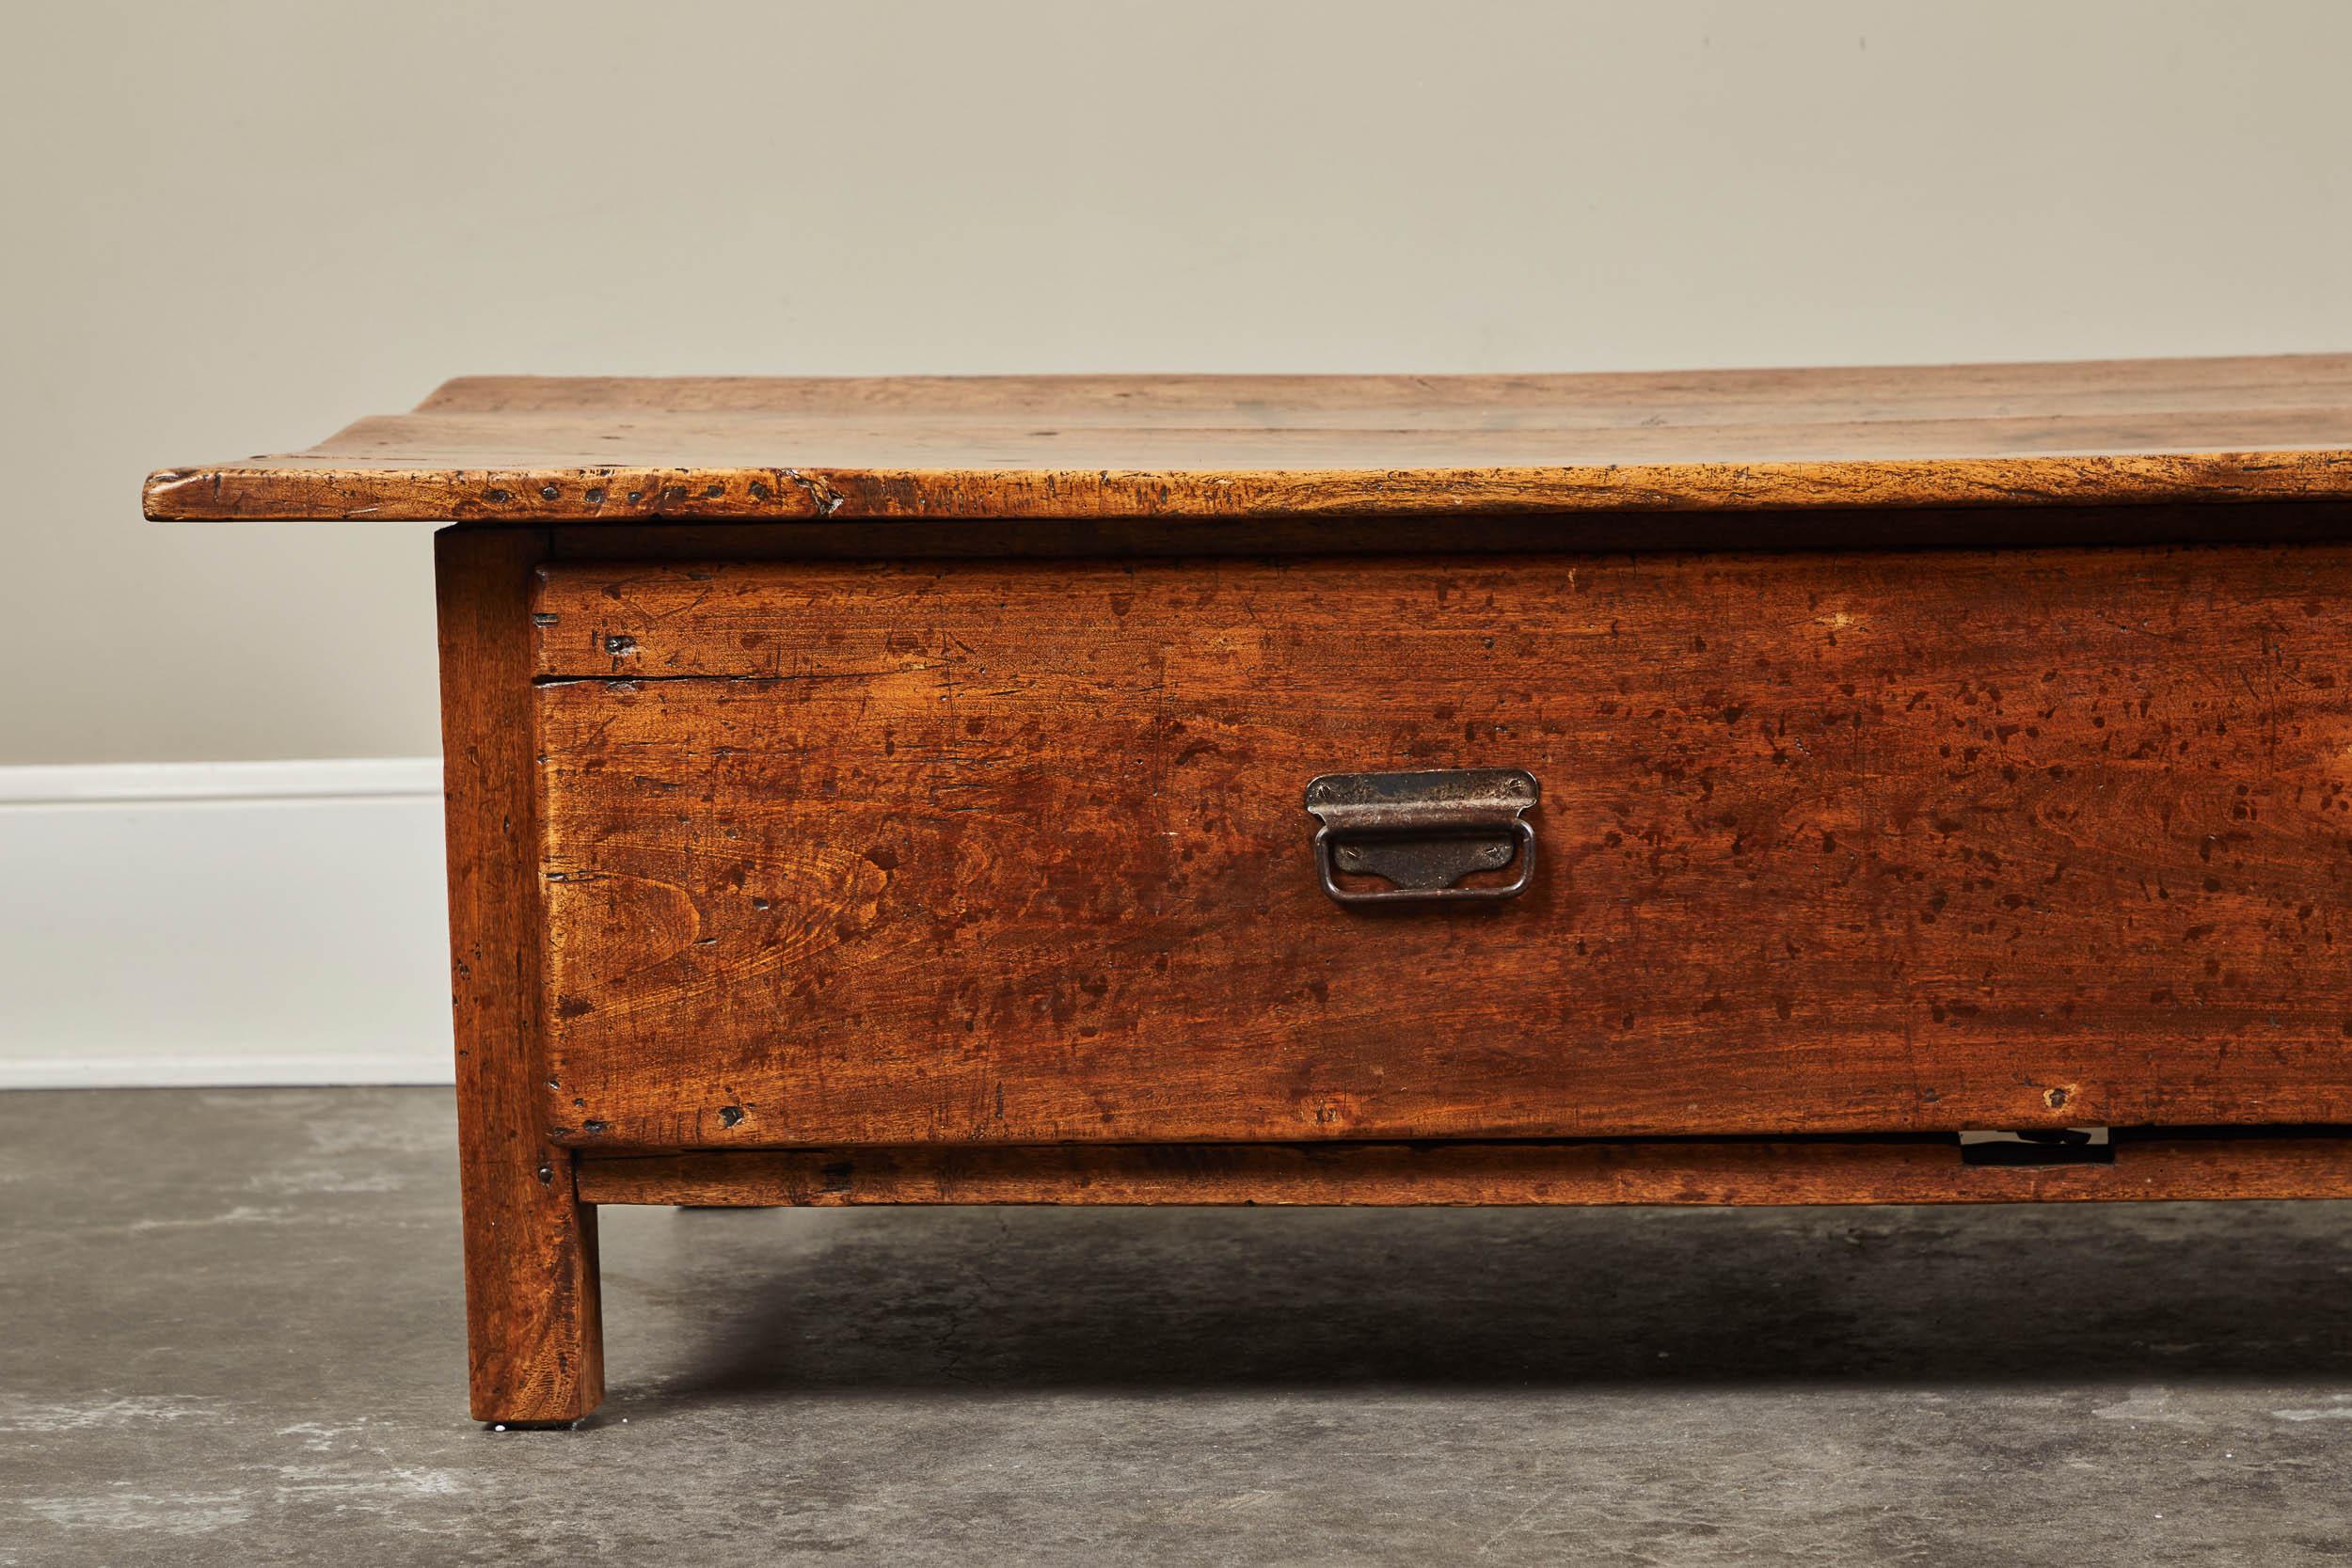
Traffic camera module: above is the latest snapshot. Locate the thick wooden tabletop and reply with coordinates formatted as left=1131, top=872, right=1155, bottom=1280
left=146, top=354, right=2352, bottom=523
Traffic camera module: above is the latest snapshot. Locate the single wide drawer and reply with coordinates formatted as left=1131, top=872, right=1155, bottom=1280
left=531, top=546, right=2352, bottom=1148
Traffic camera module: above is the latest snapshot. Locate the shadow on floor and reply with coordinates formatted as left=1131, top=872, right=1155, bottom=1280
left=611, top=1199, right=2352, bottom=1410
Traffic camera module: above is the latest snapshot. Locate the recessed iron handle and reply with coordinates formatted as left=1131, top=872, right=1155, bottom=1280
left=1303, top=768, right=1539, bottom=905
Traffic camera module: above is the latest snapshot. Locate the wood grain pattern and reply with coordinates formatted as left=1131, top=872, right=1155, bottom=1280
left=437, top=527, right=602, bottom=1425
left=575, top=1134, right=2352, bottom=1207
left=198, top=363, right=2352, bottom=1426
left=146, top=355, right=2352, bottom=523
left=533, top=546, right=2352, bottom=1150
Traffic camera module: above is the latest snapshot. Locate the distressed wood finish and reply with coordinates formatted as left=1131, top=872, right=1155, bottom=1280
left=576, top=1134, right=2352, bottom=1208
left=146, top=355, right=2352, bottom=523
left=534, top=546, right=2352, bottom=1151
left=161, top=358, right=2352, bottom=1421
left=437, top=528, right=603, bottom=1425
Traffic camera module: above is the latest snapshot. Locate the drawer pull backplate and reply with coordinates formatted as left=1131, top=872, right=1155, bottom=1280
left=1303, top=768, right=1539, bottom=905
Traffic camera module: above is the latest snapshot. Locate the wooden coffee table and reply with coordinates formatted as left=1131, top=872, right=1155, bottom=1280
left=150, top=356, right=2352, bottom=1424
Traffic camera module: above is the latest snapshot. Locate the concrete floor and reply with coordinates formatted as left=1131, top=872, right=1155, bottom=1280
left=2, top=1091, right=2349, bottom=1567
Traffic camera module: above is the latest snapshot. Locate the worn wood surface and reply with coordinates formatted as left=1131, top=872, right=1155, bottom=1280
left=534, top=545, right=2352, bottom=1150
left=147, top=355, right=2352, bottom=523
left=576, top=1134, right=2352, bottom=1207
left=438, top=527, right=603, bottom=1425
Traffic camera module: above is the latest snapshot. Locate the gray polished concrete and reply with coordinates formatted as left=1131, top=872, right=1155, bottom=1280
left=2, top=1087, right=2348, bottom=1565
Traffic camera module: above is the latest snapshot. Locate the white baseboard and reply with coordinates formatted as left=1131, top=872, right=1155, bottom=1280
left=0, top=758, right=456, bottom=1088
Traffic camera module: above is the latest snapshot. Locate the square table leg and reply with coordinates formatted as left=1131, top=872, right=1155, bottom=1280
left=437, top=527, right=603, bottom=1424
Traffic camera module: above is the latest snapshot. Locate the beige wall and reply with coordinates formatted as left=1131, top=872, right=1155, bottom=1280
left=8, top=0, right=2350, bottom=765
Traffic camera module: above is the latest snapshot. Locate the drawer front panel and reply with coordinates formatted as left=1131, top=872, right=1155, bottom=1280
left=533, top=547, right=2352, bottom=1148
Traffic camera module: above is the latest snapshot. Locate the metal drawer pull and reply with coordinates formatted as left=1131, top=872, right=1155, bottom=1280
left=1303, top=768, right=1539, bottom=905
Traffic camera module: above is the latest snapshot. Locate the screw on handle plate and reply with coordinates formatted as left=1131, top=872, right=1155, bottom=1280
left=1302, top=768, right=1539, bottom=905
